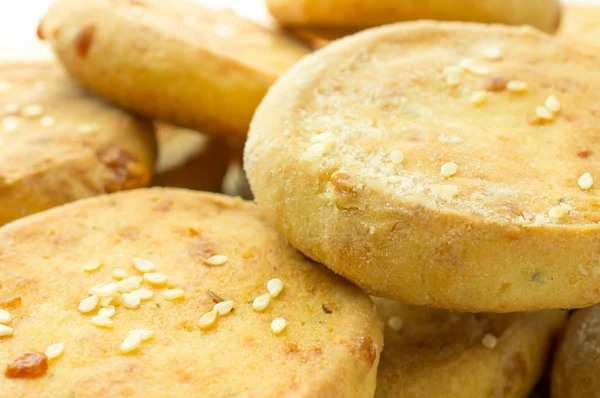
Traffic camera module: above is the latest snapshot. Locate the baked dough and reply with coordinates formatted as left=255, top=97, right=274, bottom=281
left=267, top=0, right=562, bottom=33
left=552, top=305, right=600, bottom=397
left=39, top=0, right=311, bottom=145
left=0, top=62, right=155, bottom=226
left=559, top=5, right=600, bottom=50
left=0, top=188, right=382, bottom=397
left=245, top=21, right=600, bottom=312
left=374, top=297, right=565, bottom=397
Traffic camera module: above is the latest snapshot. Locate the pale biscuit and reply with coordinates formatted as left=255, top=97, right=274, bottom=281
left=39, top=0, right=311, bottom=145
left=245, top=22, right=600, bottom=312
left=552, top=305, right=600, bottom=397
left=0, top=62, right=155, bottom=226
left=374, top=298, right=565, bottom=397
left=267, top=0, right=562, bottom=33
left=0, top=188, right=382, bottom=397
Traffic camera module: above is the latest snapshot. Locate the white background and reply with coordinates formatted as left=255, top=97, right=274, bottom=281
left=0, top=0, right=598, bottom=61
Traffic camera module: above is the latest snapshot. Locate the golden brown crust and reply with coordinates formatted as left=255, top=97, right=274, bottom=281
left=40, top=0, right=311, bottom=146
left=153, top=123, right=229, bottom=192
left=552, top=305, right=600, bottom=397
left=559, top=5, right=600, bottom=50
left=245, top=21, right=600, bottom=312
left=374, top=298, right=565, bottom=397
left=267, top=0, right=562, bottom=33
left=0, top=62, right=156, bottom=226
left=0, top=188, right=382, bottom=397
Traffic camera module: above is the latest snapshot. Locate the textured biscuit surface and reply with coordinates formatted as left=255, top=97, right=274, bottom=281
left=0, top=62, right=155, bottom=226
left=267, top=0, right=562, bottom=33
left=374, top=298, right=565, bottom=397
left=245, top=22, right=600, bottom=312
left=153, top=123, right=228, bottom=192
left=0, top=188, right=382, bottom=397
left=552, top=305, right=600, bottom=398
left=40, top=0, right=311, bottom=145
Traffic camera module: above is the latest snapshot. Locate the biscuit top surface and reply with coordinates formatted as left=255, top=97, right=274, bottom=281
left=0, top=62, right=155, bottom=185
left=0, top=188, right=381, bottom=397
left=253, top=22, right=600, bottom=227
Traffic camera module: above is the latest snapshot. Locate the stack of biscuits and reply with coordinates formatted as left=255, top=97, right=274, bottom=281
left=0, top=0, right=598, bottom=397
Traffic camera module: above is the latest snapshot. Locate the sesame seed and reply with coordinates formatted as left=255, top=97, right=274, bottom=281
left=267, top=278, right=284, bottom=298
left=459, top=59, right=490, bottom=76
left=121, top=293, right=141, bottom=309
left=100, top=296, right=114, bottom=307
left=131, top=289, right=153, bottom=301
left=387, top=316, right=403, bottom=331
left=481, top=47, right=502, bottom=61
left=44, top=343, right=65, bottom=360
left=76, top=123, right=100, bottom=134
left=306, top=143, right=325, bottom=154
left=2, top=116, right=20, bottom=132
left=162, top=289, right=185, bottom=300
left=120, top=332, right=143, bottom=353
left=311, top=133, right=335, bottom=148
left=535, top=106, right=553, bottom=121
left=128, top=275, right=144, bottom=283
left=144, top=272, right=168, bottom=286
left=214, top=300, right=234, bottom=315
left=3, top=103, right=19, bottom=115
left=89, top=282, right=117, bottom=297
left=549, top=205, right=568, bottom=221
left=0, top=309, right=11, bottom=324
left=133, top=257, right=154, bottom=273
left=198, top=309, right=218, bottom=329
left=130, top=329, right=153, bottom=341
left=83, top=260, right=102, bottom=272
left=579, top=264, right=589, bottom=276
left=545, top=95, right=561, bottom=113
left=204, top=255, right=228, bottom=266
left=440, top=162, right=458, bottom=177
left=506, top=80, right=528, bottom=93
left=91, top=315, right=114, bottom=328
left=469, top=91, right=488, bottom=106
left=78, top=295, right=99, bottom=313
left=443, top=65, right=463, bottom=76
left=0, top=325, right=14, bottom=337
left=99, top=305, right=116, bottom=318
left=578, top=173, right=594, bottom=190
left=39, top=116, right=55, bottom=127
left=21, top=104, right=44, bottom=119
left=270, top=317, right=287, bottom=334
left=481, top=333, right=498, bottom=349
left=252, top=293, right=271, bottom=312
left=112, top=269, right=128, bottom=280
left=438, top=134, right=463, bottom=144
left=446, top=74, right=461, bottom=87
left=117, top=278, right=141, bottom=293
left=389, top=150, right=404, bottom=165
